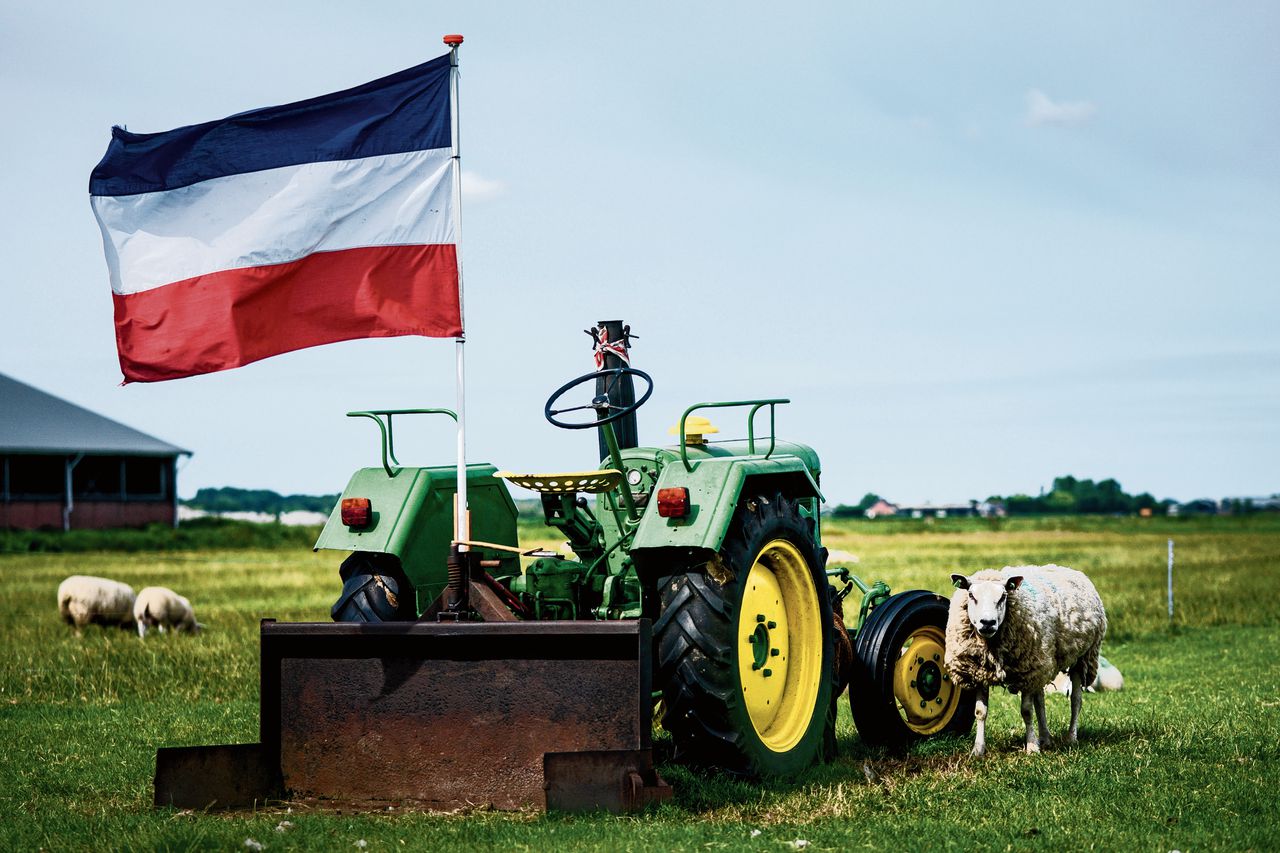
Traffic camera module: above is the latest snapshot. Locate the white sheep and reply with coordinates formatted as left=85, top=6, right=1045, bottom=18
left=1049, top=655, right=1124, bottom=696
left=57, top=575, right=136, bottom=632
left=133, top=586, right=202, bottom=637
left=944, top=565, right=1107, bottom=756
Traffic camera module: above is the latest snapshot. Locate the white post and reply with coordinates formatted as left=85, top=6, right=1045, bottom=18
left=446, top=35, right=469, bottom=548
left=1167, top=538, right=1174, bottom=622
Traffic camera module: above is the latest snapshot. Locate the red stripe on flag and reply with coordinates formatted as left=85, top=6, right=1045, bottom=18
left=112, top=244, right=461, bottom=383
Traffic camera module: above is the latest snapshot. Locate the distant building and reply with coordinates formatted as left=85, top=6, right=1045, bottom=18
left=977, top=499, right=1007, bottom=518
left=1170, top=499, right=1218, bottom=517
left=1220, top=495, right=1280, bottom=514
left=864, top=499, right=899, bottom=519
left=895, top=501, right=979, bottom=519
left=0, top=373, right=189, bottom=531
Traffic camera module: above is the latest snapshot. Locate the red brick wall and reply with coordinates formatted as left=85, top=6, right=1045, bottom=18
left=0, top=501, right=173, bottom=531
left=0, top=502, right=63, bottom=530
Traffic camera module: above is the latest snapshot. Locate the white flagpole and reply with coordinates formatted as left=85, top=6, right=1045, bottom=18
left=445, top=34, right=469, bottom=548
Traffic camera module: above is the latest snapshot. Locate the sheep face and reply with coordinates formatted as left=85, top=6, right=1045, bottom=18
left=952, top=573, right=1023, bottom=639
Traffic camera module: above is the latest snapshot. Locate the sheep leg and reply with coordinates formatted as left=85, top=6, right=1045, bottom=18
left=1033, top=689, right=1051, bottom=747
left=136, top=621, right=146, bottom=639
left=1068, top=669, right=1084, bottom=744
left=1020, top=690, right=1040, bottom=753
left=972, top=686, right=988, bottom=757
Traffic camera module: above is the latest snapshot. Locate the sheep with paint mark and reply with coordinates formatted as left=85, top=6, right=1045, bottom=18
left=133, top=586, right=202, bottom=637
left=57, top=575, right=136, bottom=632
left=944, top=564, right=1106, bottom=756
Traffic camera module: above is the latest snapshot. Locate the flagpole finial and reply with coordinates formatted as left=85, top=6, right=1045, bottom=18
left=443, top=34, right=464, bottom=47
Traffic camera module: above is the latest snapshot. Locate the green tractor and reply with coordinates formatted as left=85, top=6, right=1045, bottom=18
left=316, top=322, right=972, bottom=776
left=154, top=321, right=971, bottom=813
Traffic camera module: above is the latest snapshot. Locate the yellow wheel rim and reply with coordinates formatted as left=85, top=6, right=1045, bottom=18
left=736, top=539, right=824, bottom=752
left=891, top=625, right=961, bottom=735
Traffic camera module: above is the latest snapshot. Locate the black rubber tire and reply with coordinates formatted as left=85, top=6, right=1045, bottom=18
left=331, top=552, right=416, bottom=623
left=654, top=492, right=834, bottom=777
left=849, top=589, right=975, bottom=751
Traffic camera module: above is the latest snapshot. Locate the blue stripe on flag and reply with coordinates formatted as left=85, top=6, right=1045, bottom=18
left=90, top=54, right=452, bottom=197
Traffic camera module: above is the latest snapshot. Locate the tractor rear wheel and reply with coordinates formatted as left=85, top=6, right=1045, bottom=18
left=849, top=590, right=974, bottom=750
left=655, top=492, right=833, bottom=777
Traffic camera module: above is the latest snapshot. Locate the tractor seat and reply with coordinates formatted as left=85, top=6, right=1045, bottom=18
left=494, top=469, right=623, bottom=494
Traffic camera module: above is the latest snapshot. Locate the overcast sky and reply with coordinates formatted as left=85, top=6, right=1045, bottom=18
left=1, top=2, right=1276, bottom=504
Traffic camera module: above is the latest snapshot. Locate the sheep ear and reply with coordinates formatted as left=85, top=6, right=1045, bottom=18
left=951, top=574, right=970, bottom=590
left=1006, top=576, right=1023, bottom=591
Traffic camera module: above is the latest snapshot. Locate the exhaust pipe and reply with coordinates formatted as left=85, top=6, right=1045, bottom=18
left=590, top=320, right=638, bottom=462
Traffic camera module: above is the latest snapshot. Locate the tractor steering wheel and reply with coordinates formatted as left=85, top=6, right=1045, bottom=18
left=544, top=367, right=654, bottom=430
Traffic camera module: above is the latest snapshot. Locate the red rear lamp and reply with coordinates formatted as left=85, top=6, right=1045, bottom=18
left=341, top=497, right=372, bottom=528
left=657, top=487, right=690, bottom=519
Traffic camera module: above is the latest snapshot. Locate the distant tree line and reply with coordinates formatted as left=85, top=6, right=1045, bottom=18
left=995, top=476, right=1162, bottom=515
left=829, top=477, right=1168, bottom=518
left=184, top=486, right=339, bottom=515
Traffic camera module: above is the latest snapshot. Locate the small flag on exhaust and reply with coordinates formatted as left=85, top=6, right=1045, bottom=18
left=89, top=54, right=462, bottom=384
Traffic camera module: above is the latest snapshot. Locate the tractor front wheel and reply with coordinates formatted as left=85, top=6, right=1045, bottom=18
left=849, top=590, right=974, bottom=750
left=330, top=552, right=416, bottom=623
left=655, top=493, right=833, bottom=777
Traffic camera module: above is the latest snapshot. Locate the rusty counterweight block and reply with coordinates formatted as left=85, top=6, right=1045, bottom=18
left=155, top=619, right=670, bottom=813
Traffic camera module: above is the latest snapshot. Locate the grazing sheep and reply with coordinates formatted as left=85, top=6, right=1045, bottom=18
left=57, top=575, right=136, bottom=632
left=133, top=586, right=202, bottom=637
left=944, top=565, right=1107, bottom=756
left=1049, top=655, right=1124, bottom=696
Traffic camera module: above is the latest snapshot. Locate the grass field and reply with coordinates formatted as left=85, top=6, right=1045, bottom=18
left=2, top=516, right=1278, bottom=851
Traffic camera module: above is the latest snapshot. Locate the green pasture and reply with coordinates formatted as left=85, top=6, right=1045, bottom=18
left=2, top=516, right=1278, bottom=850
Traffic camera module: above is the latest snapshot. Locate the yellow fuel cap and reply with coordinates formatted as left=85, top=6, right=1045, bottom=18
left=668, top=415, right=720, bottom=445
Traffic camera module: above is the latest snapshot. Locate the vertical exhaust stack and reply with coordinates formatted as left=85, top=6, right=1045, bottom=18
left=590, top=320, right=638, bottom=462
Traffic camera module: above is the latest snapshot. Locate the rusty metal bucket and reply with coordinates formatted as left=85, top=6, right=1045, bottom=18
left=155, top=619, right=671, bottom=813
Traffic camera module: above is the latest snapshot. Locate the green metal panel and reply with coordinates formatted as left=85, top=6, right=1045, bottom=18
left=628, top=450, right=822, bottom=554
left=314, top=463, right=519, bottom=611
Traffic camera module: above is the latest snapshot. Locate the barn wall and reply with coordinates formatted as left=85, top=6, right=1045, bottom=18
left=0, top=500, right=173, bottom=531
left=2, top=453, right=179, bottom=531
left=0, top=502, right=63, bottom=530
left=70, top=501, right=174, bottom=530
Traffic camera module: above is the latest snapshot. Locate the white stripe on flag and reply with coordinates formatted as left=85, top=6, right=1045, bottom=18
left=92, top=148, right=455, bottom=295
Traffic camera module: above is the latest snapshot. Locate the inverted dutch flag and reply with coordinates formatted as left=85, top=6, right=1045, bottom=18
left=90, top=54, right=462, bottom=384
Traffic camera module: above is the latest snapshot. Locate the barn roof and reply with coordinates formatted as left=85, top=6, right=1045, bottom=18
left=0, top=373, right=189, bottom=457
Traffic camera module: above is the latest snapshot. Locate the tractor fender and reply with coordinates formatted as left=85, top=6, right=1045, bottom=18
left=314, top=463, right=519, bottom=611
left=630, top=455, right=822, bottom=559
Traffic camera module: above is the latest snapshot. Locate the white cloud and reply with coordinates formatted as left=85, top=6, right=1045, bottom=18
left=1025, top=89, right=1096, bottom=127
left=461, top=170, right=506, bottom=202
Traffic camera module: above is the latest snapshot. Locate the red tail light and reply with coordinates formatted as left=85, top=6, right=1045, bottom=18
left=657, top=487, right=690, bottom=518
left=341, top=497, right=372, bottom=528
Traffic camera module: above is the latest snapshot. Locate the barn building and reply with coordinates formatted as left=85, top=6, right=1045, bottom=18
left=0, top=373, right=189, bottom=531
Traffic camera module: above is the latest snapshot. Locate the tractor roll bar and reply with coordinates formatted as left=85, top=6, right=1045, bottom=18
left=677, top=399, right=789, bottom=472
left=347, top=408, right=459, bottom=477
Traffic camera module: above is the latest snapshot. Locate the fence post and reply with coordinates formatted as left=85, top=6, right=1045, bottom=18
left=1167, top=538, right=1174, bottom=623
